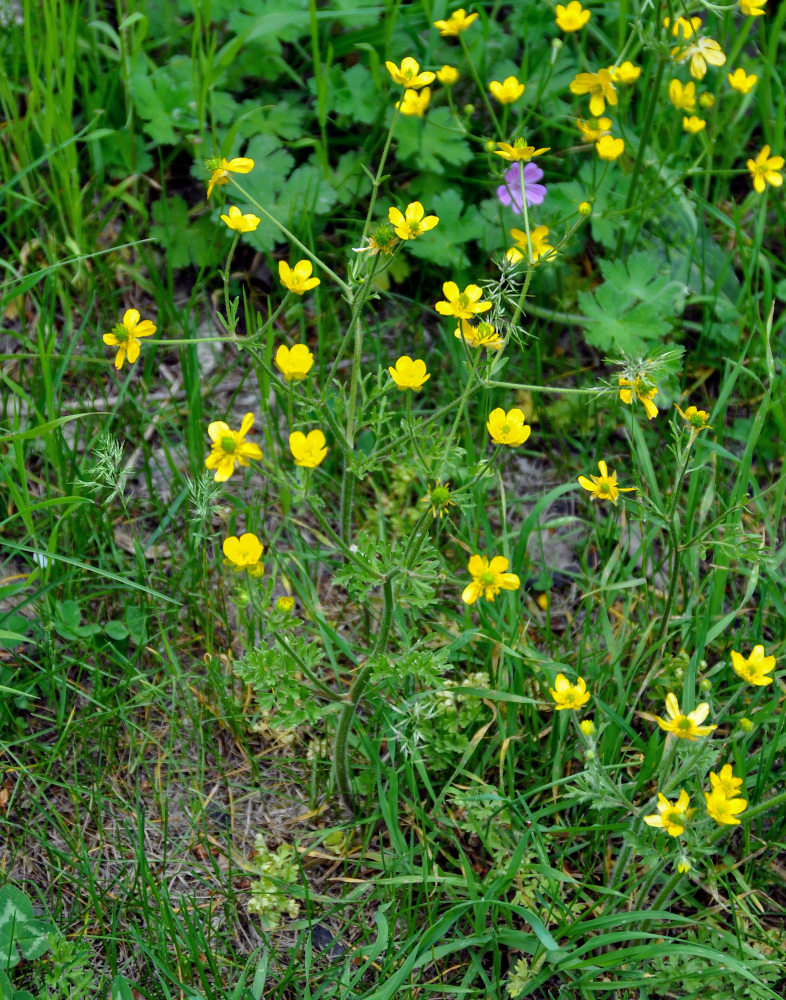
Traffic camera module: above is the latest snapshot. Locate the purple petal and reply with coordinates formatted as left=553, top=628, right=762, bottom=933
left=495, top=161, right=547, bottom=213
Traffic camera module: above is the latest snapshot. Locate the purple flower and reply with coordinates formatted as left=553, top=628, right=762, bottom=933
left=496, top=162, right=547, bottom=213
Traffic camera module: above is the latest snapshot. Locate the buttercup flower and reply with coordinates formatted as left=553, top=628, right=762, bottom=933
left=738, top=0, right=766, bottom=15
left=276, top=595, right=295, bottom=613
left=437, top=65, right=460, bottom=85
left=710, top=764, right=744, bottom=799
left=555, top=1, right=590, bottom=31
left=675, top=403, right=711, bottom=431
left=206, top=156, right=254, bottom=199
left=462, top=554, right=520, bottom=605
left=576, top=117, right=612, bottom=142
left=699, top=92, right=715, bottom=109
left=396, top=88, right=431, bottom=117
left=487, top=407, right=531, bottom=446
left=570, top=69, right=617, bottom=116
left=672, top=38, right=726, bottom=80
left=489, top=76, right=525, bottom=104
left=619, top=375, right=658, bottom=419
left=433, top=8, right=478, bottom=35
left=435, top=281, right=492, bottom=318
left=611, top=61, right=641, bottom=84
left=580, top=718, right=596, bottom=737
left=388, top=202, right=439, bottom=240
left=289, top=429, right=328, bottom=468
left=506, top=226, right=555, bottom=264
left=355, top=223, right=398, bottom=256
left=728, top=68, right=757, bottom=93
left=644, top=790, right=693, bottom=837
left=220, top=205, right=260, bottom=233
left=455, top=318, right=503, bottom=349
left=683, top=115, right=706, bottom=133
left=496, top=162, right=547, bottom=212
left=730, top=645, right=776, bottom=685
left=274, top=344, right=314, bottom=382
left=577, top=460, right=635, bottom=504
left=549, top=673, right=590, bottom=711
left=663, top=15, right=702, bottom=38
left=279, top=259, right=321, bottom=295
left=705, top=789, right=748, bottom=825
left=578, top=200, right=592, bottom=215
left=669, top=79, right=697, bottom=112
left=103, top=308, right=156, bottom=371
left=494, top=138, right=550, bottom=161
left=747, top=145, right=784, bottom=193
left=423, top=480, right=456, bottom=519
left=205, top=412, right=263, bottom=482
left=654, top=692, right=716, bottom=740
left=388, top=356, right=430, bottom=390
left=386, top=58, right=434, bottom=89
left=596, top=135, right=625, bottom=160
left=223, top=533, right=264, bottom=576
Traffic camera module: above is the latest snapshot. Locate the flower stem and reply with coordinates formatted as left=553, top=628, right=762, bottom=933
left=333, top=574, right=396, bottom=815
left=438, top=348, right=482, bottom=478
left=459, top=35, right=502, bottom=136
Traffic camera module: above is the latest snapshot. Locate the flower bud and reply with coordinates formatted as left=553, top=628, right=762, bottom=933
left=580, top=718, right=596, bottom=737
left=578, top=201, right=592, bottom=215
left=739, top=716, right=754, bottom=733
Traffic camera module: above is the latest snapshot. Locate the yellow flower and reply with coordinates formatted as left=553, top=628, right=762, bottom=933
left=388, top=202, right=439, bottom=240
left=494, top=138, right=550, bottom=161
left=675, top=403, right=711, bottom=431
left=728, top=68, right=758, bottom=93
left=437, top=65, right=460, bottom=85
left=676, top=858, right=691, bottom=874
left=289, top=429, right=328, bottom=468
left=578, top=200, right=592, bottom=215
left=555, top=1, right=590, bottom=31
left=709, top=764, right=744, bottom=799
left=699, top=92, right=715, bottom=109
left=549, top=673, right=590, bottom=711
left=423, top=480, right=456, bottom=519
left=276, top=595, right=295, bottom=613
left=220, top=205, right=260, bottom=233
left=705, top=789, right=748, bottom=825
left=570, top=69, right=617, bottom=117
left=747, top=145, right=784, bottom=193
left=682, top=115, right=706, bottom=133
left=577, top=460, right=635, bottom=504
left=619, top=376, right=658, bottom=419
left=506, top=226, right=555, bottom=264
left=223, top=533, right=264, bottom=576
left=386, top=57, right=435, bottom=89
left=205, top=412, right=263, bottom=482
left=435, top=281, right=492, bottom=318
left=279, top=259, right=321, bottom=295
left=654, top=692, right=716, bottom=740
left=576, top=117, right=612, bottom=141
left=611, top=61, right=641, bottom=84
left=644, top=790, right=693, bottom=837
left=462, top=554, right=520, bottom=605
left=669, top=79, right=697, bottom=112
left=396, top=87, right=431, bottom=117
left=489, top=76, right=525, bottom=104
left=103, top=308, right=156, bottom=371
left=663, top=15, right=702, bottom=38
left=388, top=355, right=430, bottom=390
left=454, top=318, right=503, bottom=350
left=579, top=718, right=596, bottom=737
left=487, top=407, right=531, bottom=446
left=595, top=135, right=625, bottom=160
left=738, top=0, right=766, bottom=15
left=274, top=344, right=314, bottom=382
left=433, top=8, right=478, bottom=35
left=206, top=156, right=254, bottom=199
left=672, top=38, right=726, bottom=80
left=730, top=645, right=776, bottom=685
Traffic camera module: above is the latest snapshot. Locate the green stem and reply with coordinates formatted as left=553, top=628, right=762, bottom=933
left=223, top=232, right=240, bottom=329
left=518, top=160, right=534, bottom=266
left=614, top=55, right=666, bottom=258
left=333, top=574, right=396, bottom=814
left=438, top=348, right=482, bottom=478
left=459, top=34, right=502, bottom=136
left=339, top=467, right=355, bottom=548
left=350, top=104, right=401, bottom=282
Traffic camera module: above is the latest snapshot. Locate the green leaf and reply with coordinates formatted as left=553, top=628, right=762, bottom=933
left=111, top=974, right=136, bottom=1000
left=0, top=885, right=55, bottom=969
left=405, top=188, right=486, bottom=269
left=579, top=286, right=672, bottom=353
left=395, top=107, right=472, bottom=175
left=151, top=196, right=224, bottom=270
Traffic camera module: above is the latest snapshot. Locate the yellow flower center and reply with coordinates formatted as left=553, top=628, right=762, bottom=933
left=502, top=424, right=511, bottom=435
left=481, top=570, right=496, bottom=586
left=597, top=476, right=613, bottom=494
left=221, top=436, right=237, bottom=453
left=112, top=323, right=130, bottom=343
left=676, top=717, right=693, bottom=732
